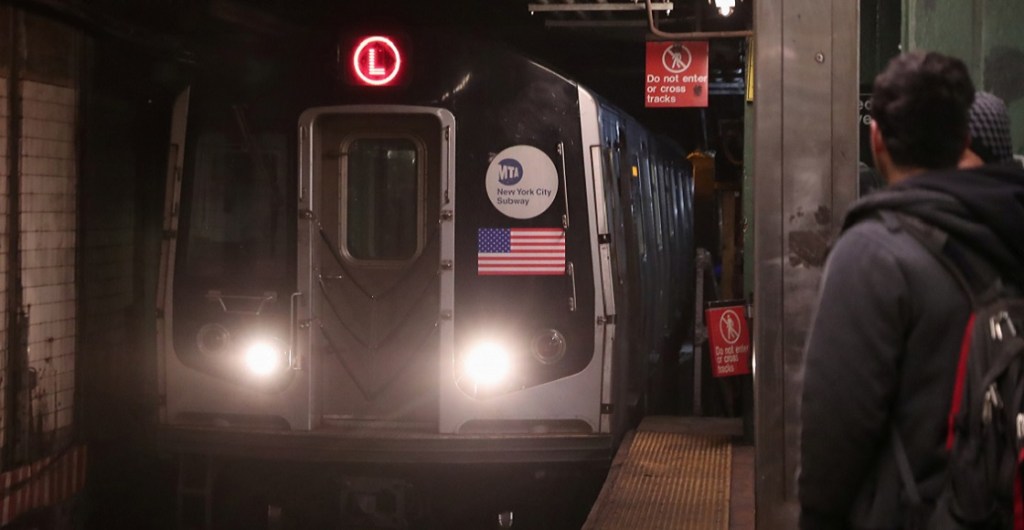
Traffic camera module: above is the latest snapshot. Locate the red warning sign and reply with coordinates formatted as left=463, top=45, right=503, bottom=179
left=645, top=41, right=709, bottom=108
left=705, top=303, right=751, bottom=377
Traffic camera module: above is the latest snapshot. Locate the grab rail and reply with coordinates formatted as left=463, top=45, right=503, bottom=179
left=204, top=290, right=277, bottom=315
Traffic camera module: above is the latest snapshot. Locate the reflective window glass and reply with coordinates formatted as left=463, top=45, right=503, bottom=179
left=343, top=138, right=420, bottom=260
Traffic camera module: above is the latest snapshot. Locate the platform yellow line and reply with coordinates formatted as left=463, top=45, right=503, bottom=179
left=584, top=431, right=732, bottom=530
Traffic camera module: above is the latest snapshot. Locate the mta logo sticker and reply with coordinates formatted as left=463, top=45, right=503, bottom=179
left=485, top=145, right=559, bottom=219
left=497, top=159, right=524, bottom=186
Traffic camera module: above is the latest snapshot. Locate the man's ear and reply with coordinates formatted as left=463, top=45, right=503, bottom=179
left=869, top=120, right=885, bottom=158
left=869, top=119, right=898, bottom=182
left=960, top=134, right=983, bottom=168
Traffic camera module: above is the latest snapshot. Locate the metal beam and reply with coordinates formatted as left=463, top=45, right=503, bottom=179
left=545, top=19, right=648, bottom=28
left=529, top=2, right=674, bottom=12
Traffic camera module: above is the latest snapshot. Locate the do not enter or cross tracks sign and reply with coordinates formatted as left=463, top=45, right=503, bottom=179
left=645, top=41, right=710, bottom=108
left=705, top=301, right=751, bottom=377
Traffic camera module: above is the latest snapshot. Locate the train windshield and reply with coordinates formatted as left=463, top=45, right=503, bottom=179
left=343, top=138, right=420, bottom=260
left=183, top=131, right=289, bottom=280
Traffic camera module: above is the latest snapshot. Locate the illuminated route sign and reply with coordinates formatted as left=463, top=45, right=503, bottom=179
left=352, top=36, right=402, bottom=86
left=645, top=41, right=709, bottom=108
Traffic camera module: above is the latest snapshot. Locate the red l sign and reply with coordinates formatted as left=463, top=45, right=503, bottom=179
left=352, top=36, right=402, bottom=86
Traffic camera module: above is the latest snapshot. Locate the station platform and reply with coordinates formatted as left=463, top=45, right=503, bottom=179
left=582, top=416, right=754, bottom=530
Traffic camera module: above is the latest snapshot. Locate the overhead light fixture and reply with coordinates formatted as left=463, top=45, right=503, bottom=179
left=711, top=0, right=737, bottom=16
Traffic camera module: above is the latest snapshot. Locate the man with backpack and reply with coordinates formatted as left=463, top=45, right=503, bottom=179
left=799, top=51, right=1024, bottom=529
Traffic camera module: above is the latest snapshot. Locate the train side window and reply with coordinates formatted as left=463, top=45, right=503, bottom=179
left=185, top=132, right=289, bottom=280
left=650, top=158, right=664, bottom=250
left=633, top=154, right=647, bottom=260
left=341, top=137, right=422, bottom=261
left=666, top=167, right=677, bottom=238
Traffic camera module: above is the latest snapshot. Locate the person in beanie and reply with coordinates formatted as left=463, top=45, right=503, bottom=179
left=799, top=51, right=1024, bottom=529
left=961, top=91, right=1016, bottom=167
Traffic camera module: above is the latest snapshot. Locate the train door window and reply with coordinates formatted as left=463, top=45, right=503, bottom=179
left=185, top=132, right=289, bottom=280
left=340, top=136, right=423, bottom=262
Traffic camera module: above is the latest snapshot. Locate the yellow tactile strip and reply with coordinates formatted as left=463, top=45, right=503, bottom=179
left=584, top=432, right=732, bottom=530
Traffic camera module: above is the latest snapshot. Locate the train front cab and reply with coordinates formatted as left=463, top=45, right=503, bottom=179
left=155, top=39, right=694, bottom=526
left=160, top=110, right=612, bottom=450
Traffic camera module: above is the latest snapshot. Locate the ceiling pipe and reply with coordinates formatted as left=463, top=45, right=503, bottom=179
left=529, top=2, right=675, bottom=12
left=644, top=0, right=753, bottom=40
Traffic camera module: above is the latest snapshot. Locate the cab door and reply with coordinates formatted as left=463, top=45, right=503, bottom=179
left=298, top=106, right=454, bottom=427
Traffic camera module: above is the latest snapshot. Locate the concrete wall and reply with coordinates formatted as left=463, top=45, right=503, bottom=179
left=1, top=7, right=79, bottom=466
left=21, top=79, right=78, bottom=440
left=0, top=7, right=173, bottom=524
left=0, top=68, right=8, bottom=460
left=79, top=88, right=143, bottom=441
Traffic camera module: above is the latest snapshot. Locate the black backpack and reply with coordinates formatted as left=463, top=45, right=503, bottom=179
left=888, top=211, right=1024, bottom=529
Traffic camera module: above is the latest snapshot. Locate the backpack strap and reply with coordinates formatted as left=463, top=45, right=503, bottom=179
left=879, top=210, right=1007, bottom=306
left=891, top=426, right=923, bottom=506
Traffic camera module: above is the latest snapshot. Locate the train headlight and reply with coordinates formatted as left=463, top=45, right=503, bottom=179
left=244, top=339, right=287, bottom=377
left=463, top=342, right=512, bottom=388
left=197, top=323, right=231, bottom=355
left=531, top=329, right=566, bottom=365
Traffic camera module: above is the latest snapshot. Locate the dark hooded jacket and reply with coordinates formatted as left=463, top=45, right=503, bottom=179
left=799, top=164, right=1024, bottom=530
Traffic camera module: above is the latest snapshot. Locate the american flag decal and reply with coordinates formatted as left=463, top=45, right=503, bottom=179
left=478, top=228, right=566, bottom=276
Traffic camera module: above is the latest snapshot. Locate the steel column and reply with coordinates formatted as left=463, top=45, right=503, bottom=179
left=753, top=0, right=859, bottom=527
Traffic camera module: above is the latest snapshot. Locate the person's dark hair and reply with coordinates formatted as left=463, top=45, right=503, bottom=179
left=870, top=51, right=975, bottom=170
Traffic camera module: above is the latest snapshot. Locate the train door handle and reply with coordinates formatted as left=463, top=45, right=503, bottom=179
left=567, top=261, right=578, bottom=312
left=289, top=292, right=301, bottom=370
left=557, top=141, right=570, bottom=229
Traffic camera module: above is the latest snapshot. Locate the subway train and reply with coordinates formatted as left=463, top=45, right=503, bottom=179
left=156, top=29, right=696, bottom=527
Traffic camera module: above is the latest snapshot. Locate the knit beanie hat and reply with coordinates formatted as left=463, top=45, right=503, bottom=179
left=968, top=91, right=1014, bottom=164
